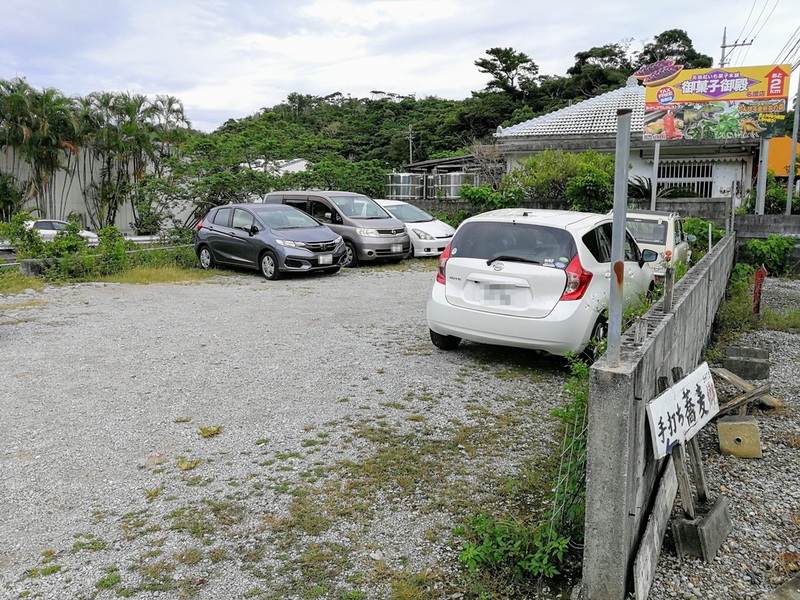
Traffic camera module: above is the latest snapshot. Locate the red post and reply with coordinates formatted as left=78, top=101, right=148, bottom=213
left=753, top=264, right=768, bottom=314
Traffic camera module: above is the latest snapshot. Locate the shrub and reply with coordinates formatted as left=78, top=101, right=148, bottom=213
left=683, top=217, right=725, bottom=261
left=459, top=183, right=522, bottom=210
left=746, top=235, right=797, bottom=276
left=565, top=164, right=613, bottom=213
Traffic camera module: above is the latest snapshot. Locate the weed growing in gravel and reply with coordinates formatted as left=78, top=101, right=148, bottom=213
left=174, top=548, right=203, bottom=565
left=145, top=486, right=163, bottom=501
left=0, top=271, right=45, bottom=295
left=71, top=533, right=106, bottom=553
left=96, top=566, right=121, bottom=589
left=177, top=457, right=202, bottom=471
left=199, top=425, right=223, bottom=438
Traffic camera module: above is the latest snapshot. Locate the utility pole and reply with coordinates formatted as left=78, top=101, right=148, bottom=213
left=407, top=124, right=414, bottom=164
left=719, top=27, right=752, bottom=67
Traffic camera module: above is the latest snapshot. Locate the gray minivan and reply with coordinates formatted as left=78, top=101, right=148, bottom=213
left=259, top=191, right=410, bottom=267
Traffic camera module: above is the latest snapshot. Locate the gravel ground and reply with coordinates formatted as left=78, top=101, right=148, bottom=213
left=648, top=277, right=800, bottom=600
left=0, top=266, right=797, bottom=599
left=0, top=263, right=572, bottom=599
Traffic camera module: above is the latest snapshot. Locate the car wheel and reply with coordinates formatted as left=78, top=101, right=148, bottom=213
left=582, top=316, right=608, bottom=363
left=260, top=250, right=281, bottom=280
left=430, top=329, right=461, bottom=351
left=198, top=246, right=215, bottom=270
left=342, top=241, right=358, bottom=268
left=322, top=267, right=340, bottom=275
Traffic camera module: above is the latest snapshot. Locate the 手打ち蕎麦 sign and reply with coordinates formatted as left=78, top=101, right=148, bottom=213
left=646, top=362, right=719, bottom=459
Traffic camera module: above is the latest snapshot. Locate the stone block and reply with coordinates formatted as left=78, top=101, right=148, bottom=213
left=717, top=415, right=763, bottom=458
left=672, top=496, right=733, bottom=562
left=766, top=571, right=800, bottom=599
left=721, top=346, right=770, bottom=380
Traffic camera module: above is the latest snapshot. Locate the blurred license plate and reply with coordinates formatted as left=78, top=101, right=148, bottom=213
left=319, top=254, right=333, bottom=265
left=391, top=244, right=402, bottom=253
left=482, top=284, right=513, bottom=305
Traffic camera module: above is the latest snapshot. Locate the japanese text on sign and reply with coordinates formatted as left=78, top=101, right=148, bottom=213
left=646, top=363, right=719, bottom=459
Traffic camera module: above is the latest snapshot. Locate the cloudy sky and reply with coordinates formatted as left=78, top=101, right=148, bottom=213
left=2, top=0, right=798, bottom=132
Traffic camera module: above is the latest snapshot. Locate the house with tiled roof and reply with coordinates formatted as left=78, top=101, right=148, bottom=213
left=495, top=77, right=760, bottom=203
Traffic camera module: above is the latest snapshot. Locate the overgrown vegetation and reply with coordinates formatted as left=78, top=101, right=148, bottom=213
left=455, top=356, right=588, bottom=590
left=746, top=235, right=798, bottom=276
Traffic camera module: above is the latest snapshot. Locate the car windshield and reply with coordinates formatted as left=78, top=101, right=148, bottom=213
left=384, top=203, right=434, bottom=223
left=626, top=218, right=667, bottom=244
left=330, top=195, right=389, bottom=219
left=252, top=206, right=321, bottom=230
left=451, top=222, right=577, bottom=267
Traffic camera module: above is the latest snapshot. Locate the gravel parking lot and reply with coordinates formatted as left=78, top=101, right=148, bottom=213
left=1, top=265, right=797, bottom=599
left=0, top=263, right=572, bottom=598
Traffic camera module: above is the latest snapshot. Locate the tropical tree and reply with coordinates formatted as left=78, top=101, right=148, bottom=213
left=634, top=29, right=713, bottom=69
left=475, top=47, right=540, bottom=101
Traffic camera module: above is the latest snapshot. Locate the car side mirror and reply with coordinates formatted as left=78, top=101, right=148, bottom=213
left=640, top=249, right=658, bottom=266
left=249, top=225, right=259, bottom=236
left=687, top=234, right=696, bottom=243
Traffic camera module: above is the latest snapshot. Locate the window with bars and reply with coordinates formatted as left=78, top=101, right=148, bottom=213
left=656, top=161, right=714, bottom=198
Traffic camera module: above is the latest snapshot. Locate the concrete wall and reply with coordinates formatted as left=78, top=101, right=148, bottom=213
left=735, top=215, right=800, bottom=275
left=581, top=234, right=736, bottom=598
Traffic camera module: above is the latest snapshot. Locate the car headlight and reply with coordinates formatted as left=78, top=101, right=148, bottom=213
left=412, top=228, right=434, bottom=240
left=276, top=239, right=307, bottom=248
left=334, top=236, right=343, bottom=246
left=356, top=228, right=379, bottom=237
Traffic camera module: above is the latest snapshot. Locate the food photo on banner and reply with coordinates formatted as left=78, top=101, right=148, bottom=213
left=639, top=62, right=791, bottom=141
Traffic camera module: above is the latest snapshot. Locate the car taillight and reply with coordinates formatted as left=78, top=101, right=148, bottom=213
left=196, top=220, right=203, bottom=231
left=561, top=254, right=593, bottom=300
left=436, top=243, right=451, bottom=284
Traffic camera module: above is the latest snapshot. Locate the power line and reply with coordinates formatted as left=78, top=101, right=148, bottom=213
left=773, top=24, right=800, bottom=63
left=741, top=0, right=776, bottom=42
left=732, top=0, right=780, bottom=67
left=733, top=0, right=760, bottom=43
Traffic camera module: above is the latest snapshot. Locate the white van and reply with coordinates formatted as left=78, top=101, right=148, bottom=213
left=259, top=191, right=410, bottom=267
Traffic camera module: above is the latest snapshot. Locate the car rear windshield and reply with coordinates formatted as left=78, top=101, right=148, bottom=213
left=451, top=221, right=577, bottom=266
left=626, top=218, right=667, bottom=244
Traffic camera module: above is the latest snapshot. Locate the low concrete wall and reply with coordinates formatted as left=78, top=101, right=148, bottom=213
left=581, top=234, right=736, bottom=598
left=734, top=215, right=800, bottom=274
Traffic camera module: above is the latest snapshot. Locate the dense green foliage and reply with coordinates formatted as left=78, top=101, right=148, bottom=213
left=746, top=235, right=797, bottom=276
left=741, top=170, right=800, bottom=215
left=504, top=149, right=615, bottom=202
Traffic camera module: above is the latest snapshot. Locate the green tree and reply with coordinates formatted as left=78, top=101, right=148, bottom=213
left=634, top=29, right=713, bottom=69
left=475, top=47, right=539, bottom=100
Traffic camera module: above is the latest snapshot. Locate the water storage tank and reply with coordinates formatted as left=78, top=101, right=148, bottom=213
left=434, top=172, right=477, bottom=201
left=384, top=173, right=424, bottom=200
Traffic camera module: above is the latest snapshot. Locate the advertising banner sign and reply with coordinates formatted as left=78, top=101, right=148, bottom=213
left=641, top=64, right=791, bottom=141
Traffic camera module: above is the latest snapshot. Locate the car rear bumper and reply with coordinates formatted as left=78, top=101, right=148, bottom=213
left=426, top=283, right=598, bottom=355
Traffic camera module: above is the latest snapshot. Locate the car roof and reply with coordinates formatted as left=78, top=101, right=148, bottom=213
left=621, top=210, right=679, bottom=218
left=213, top=203, right=295, bottom=211
left=268, top=190, right=365, bottom=197
left=374, top=199, right=404, bottom=206
left=464, top=208, right=609, bottom=232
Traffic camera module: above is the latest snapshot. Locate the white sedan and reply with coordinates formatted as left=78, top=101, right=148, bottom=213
left=26, top=219, right=100, bottom=246
left=375, top=200, right=455, bottom=257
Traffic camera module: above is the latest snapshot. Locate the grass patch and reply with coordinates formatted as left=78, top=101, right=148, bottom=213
left=199, top=425, right=223, bottom=438
left=177, top=457, right=202, bottom=471
left=0, top=270, right=45, bottom=295
left=95, top=266, right=213, bottom=284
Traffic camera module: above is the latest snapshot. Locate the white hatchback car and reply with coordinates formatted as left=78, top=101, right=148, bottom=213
left=375, top=200, right=455, bottom=257
left=427, top=209, right=657, bottom=356
left=622, top=210, right=694, bottom=279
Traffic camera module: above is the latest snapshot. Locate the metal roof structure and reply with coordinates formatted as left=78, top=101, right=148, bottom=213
left=496, top=77, right=645, bottom=139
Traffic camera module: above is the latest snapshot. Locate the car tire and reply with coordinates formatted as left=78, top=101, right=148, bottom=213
left=260, top=250, right=281, bottom=280
left=430, top=329, right=461, bottom=351
left=582, top=316, right=608, bottom=363
left=198, top=246, right=215, bottom=270
left=322, top=267, right=340, bottom=275
left=342, top=241, right=358, bottom=268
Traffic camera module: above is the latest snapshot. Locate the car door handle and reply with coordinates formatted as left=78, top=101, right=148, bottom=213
left=227, top=232, right=236, bottom=237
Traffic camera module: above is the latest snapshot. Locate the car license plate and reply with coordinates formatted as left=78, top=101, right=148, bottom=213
left=391, top=244, right=402, bottom=253
left=319, top=254, right=333, bottom=265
